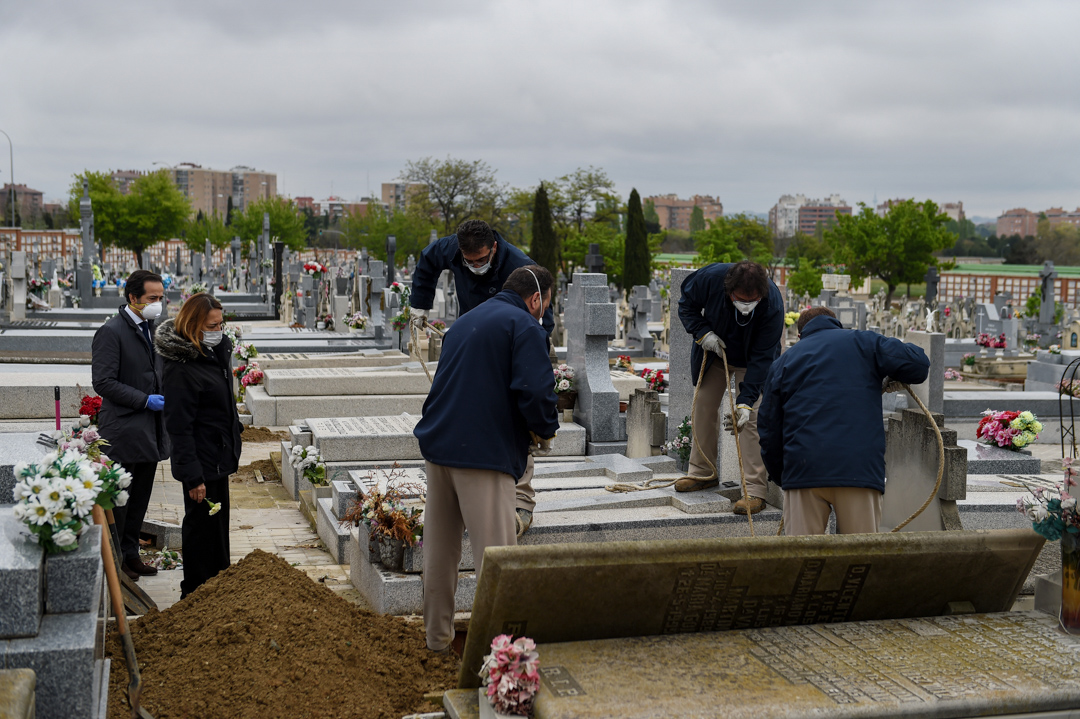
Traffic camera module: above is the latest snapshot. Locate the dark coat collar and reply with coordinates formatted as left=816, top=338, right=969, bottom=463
left=800, top=315, right=845, bottom=337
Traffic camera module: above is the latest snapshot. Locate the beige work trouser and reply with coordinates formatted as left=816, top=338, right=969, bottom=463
left=422, top=460, right=517, bottom=652
left=516, top=455, right=535, bottom=512
left=686, top=363, right=768, bottom=499
left=783, top=487, right=883, bottom=536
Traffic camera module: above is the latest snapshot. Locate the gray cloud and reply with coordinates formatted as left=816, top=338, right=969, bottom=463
left=1, top=0, right=1078, bottom=219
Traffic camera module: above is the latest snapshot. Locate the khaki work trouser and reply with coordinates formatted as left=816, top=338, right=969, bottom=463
left=422, top=460, right=517, bottom=652
left=516, top=455, right=535, bottom=512
left=686, top=363, right=768, bottom=499
left=783, top=487, right=883, bottom=536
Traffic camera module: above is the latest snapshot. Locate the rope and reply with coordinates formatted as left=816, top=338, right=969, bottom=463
left=409, top=318, right=445, bottom=385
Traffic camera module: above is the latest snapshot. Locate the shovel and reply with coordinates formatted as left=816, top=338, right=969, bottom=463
left=93, top=505, right=155, bottom=719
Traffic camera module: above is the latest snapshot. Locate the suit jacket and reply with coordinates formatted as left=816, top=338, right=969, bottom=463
left=91, top=306, right=171, bottom=465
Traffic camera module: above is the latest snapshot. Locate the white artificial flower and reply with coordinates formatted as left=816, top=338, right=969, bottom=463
left=116, top=490, right=129, bottom=507
left=25, top=499, right=52, bottom=526
left=71, top=491, right=95, bottom=517
left=558, top=380, right=571, bottom=391
left=52, top=528, right=78, bottom=548
left=306, top=445, right=317, bottom=454
left=1031, top=504, right=1050, bottom=522
left=51, top=506, right=73, bottom=526
left=116, top=470, right=132, bottom=489
left=38, top=482, right=66, bottom=510
left=41, top=451, right=59, bottom=466
left=79, top=415, right=91, bottom=428
left=1062, top=496, right=1078, bottom=511
left=59, top=477, right=82, bottom=495
left=81, top=476, right=103, bottom=494
left=13, top=461, right=29, bottom=476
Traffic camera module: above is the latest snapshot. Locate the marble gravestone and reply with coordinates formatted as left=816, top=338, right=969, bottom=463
left=308, top=415, right=422, bottom=462
left=565, top=273, right=621, bottom=452
left=457, top=529, right=1045, bottom=690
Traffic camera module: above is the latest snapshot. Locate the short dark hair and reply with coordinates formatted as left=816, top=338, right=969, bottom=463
left=125, top=269, right=164, bottom=304
left=724, top=260, right=769, bottom=301
left=797, top=306, right=836, bottom=334
left=503, top=265, right=553, bottom=302
left=456, top=219, right=495, bottom=255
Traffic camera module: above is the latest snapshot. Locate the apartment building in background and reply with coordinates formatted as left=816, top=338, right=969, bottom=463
left=381, top=182, right=427, bottom=211
left=110, top=170, right=144, bottom=195
left=877, top=198, right=964, bottom=223
left=1044, top=207, right=1080, bottom=230
left=166, top=163, right=277, bottom=218
left=768, top=194, right=807, bottom=238
left=644, top=194, right=723, bottom=232
left=0, top=184, right=45, bottom=225
left=798, top=196, right=852, bottom=235
left=996, top=208, right=1040, bottom=238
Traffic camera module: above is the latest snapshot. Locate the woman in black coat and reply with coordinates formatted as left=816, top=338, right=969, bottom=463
left=153, top=293, right=243, bottom=598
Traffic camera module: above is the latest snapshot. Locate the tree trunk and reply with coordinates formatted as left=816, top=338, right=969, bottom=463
left=885, top=283, right=897, bottom=308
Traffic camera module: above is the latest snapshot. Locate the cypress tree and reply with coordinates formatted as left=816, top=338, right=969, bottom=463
left=531, top=182, right=558, bottom=276
left=623, top=188, right=649, bottom=288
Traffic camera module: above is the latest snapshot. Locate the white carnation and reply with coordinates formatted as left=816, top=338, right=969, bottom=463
left=116, top=471, right=132, bottom=489
left=52, top=528, right=78, bottom=548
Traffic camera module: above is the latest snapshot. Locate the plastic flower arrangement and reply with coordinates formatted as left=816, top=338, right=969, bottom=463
left=343, top=312, right=368, bottom=330
left=345, top=486, right=424, bottom=547
left=976, top=332, right=1007, bottom=349
left=553, top=364, right=575, bottom=394
left=615, top=355, right=633, bottom=370
left=944, top=368, right=963, bottom=381
left=479, top=634, right=541, bottom=717
left=28, top=278, right=51, bottom=294
left=662, top=416, right=692, bottom=462
left=1016, top=460, right=1079, bottom=542
left=319, top=312, right=335, bottom=330
left=233, top=341, right=258, bottom=362
left=976, top=410, right=1042, bottom=451
left=961, top=353, right=976, bottom=367
left=79, top=395, right=102, bottom=425
left=1059, top=379, right=1080, bottom=398
left=784, top=311, right=800, bottom=327
left=303, top=262, right=328, bottom=279
left=289, top=444, right=327, bottom=486
left=943, top=306, right=951, bottom=317
left=11, top=442, right=132, bottom=553
left=1024, top=333, right=1042, bottom=348
left=238, top=361, right=264, bottom=388
left=428, top=319, right=446, bottom=332
left=1049, top=345, right=1062, bottom=355
left=641, top=368, right=668, bottom=392
left=389, top=282, right=412, bottom=331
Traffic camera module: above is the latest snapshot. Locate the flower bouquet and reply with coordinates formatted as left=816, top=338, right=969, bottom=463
left=976, top=410, right=1042, bottom=451
left=1016, top=459, right=1080, bottom=633
left=428, top=319, right=446, bottom=333
left=28, top=278, right=51, bottom=295
left=11, top=439, right=132, bottom=553
left=976, top=332, right=1007, bottom=349
left=1049, top=344, right=1062, bottom=355
left=614, top=355, right=633, bottom=371
left=662, top=416, right=692, bottom=464
left=784, top=311, right=800, bottom=327
left=79, top=395, right=102, bottom=425
left=943, top=368, right=963, bottom=381
left=553, top=364, right=574, bottom=394
left=303, top=261, right=328, bottom=280
left=343, top=312, right=368, bottom=331
left=1024, top=333, right=1042, bottom=349
left=479, top=634, right=540, bottom=718
left=389, top=282, right=412, bottom=331
left=289, top=444, right=327, bottom=487
left=961, top=353, right=976, bottom=367
left=344, top=485, right=423, bottom=570
left=233, top=341, right=258, bottom=362
left=641, top=367, right=668, bottom=392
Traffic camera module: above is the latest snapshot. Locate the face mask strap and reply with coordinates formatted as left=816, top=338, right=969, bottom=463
left=526, top=269, right=544, bottom=320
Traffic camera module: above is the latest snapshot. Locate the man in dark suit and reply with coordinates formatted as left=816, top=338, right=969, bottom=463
left=92, top=269, right=172, bottom=580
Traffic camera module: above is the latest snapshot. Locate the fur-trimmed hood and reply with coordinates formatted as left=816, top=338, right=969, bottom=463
left=153, top=318, right=202, bottom=363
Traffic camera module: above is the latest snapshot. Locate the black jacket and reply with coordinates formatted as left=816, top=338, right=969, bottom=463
left=91, top=306, right=171, bottom=465
left=154, top=319, right=243, bottom=490
left=757, top=315, right=930, bottom=492
left=409, top=232, right=555, bottom=336
left=678, top=263, right=784, bottom=406
left=414, top=290, right=559, bottom=479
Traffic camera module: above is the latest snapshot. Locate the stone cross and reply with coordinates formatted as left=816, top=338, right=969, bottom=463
left=666, top=269, right=694, bottom=444
left=584, top=243, right=604, bottom=275
left=1039, top=261, right=1058, bottom=324
left=565, top=273, right=620, bottom=446
left=76, top=181, right=95, bottom=305
left=924, top=265, right=939, bottom=305
left=629, top=285, right=654, bottom=356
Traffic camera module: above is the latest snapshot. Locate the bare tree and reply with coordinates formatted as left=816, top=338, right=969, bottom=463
left=400, top=156, right=507, bottom=236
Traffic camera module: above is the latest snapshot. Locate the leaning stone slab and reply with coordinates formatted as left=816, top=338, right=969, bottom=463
left=958, top=439, right=1041, bottom=474
left=447, top=611, right=1080, bottom=718
left=458, top=529, right=1045, bottom=688
left=0, top=511, right=43, bottom=639
left=882, top=409, right=967, bottom=532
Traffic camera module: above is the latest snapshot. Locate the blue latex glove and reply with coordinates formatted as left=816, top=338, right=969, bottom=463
left=146, top=394, right=165, bottom=411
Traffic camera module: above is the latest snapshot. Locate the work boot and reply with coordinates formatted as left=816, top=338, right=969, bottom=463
left=732, top=497, right=767, bottom=515
left=121, top=565, right=140, bottom=582
left=674, top=477, right=720, bottom=493
left=125, top=557, right=158, bottom=576
left=516, top=509, right=533, bottom=538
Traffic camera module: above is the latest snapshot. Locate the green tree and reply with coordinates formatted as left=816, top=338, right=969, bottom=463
left=787, top=261, right=824, bottom=298
left=689, top=205, right=705, bottom=234
left=232, top=196, right=307, bottom=251
left=829, top=199, right=953, bottom=305
left=643, top=198, right=659, bottom=227
left=184, top=212, right=232, bottom=253
left=623, top=188, right=650, bottom=289
left=563, top=222, right=626, bottom=287
left=693, top=219, right=742, bottom=266
left=530, top=183, right=559, bottom=276
left=401, top=156, right=506, bottom=236
left=555, top=166, right=618, bottom=232
left=338, top=204, right=439, bottom=265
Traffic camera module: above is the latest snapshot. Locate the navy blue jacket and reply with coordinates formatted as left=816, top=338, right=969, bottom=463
left=414, top=290, right=559, bottom=479
left=678, top=263, right=784, bottom=406
left=757, top=315, right=930, bottom=492
left=410, top=231, right=555, bottom=336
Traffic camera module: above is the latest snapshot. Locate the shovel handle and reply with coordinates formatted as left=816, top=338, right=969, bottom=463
left=93, top=505, right=128, bottom=635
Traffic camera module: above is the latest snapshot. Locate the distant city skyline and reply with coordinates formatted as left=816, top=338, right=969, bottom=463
left=2, top=1, right=1079, bottom=221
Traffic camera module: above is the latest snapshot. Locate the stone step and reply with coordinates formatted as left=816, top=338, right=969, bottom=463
left=246, top=385, right=427, bottom=426
left=943, top=391, right=1060, bottom=417
left=957, top=440, right=1041, bottom=474
left=256, top=349, right=409, bottom=370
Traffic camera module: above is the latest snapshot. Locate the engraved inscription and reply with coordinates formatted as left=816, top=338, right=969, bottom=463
left=663, top=560, right=870, bottom=633
left=502, top=620, right=528, bottom=637
left=540, top=666, right=587, bottom=698
left=309, top=415, right=419, bottom=438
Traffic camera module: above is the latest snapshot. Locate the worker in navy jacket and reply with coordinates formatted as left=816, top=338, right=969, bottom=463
left=414, top=265, right=559, bottom=653
left=410, top=219, right=553, bottom=524
left=675, top=260, right=784, bottom=515
left=757, top=307, right=930, bottom=535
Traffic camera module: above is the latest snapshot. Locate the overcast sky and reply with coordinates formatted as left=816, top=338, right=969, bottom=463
left=2, top=1, right=1078, bottom=221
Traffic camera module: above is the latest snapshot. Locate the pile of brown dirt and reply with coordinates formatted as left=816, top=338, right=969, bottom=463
left=241, top=426, right=291, bottom=443
left=106, top=550, right=459, bottom=719
left=230, top=458, right=281, bottom=484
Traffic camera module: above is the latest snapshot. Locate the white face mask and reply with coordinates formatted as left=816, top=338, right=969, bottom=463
left=733, top=299, right=759, bottom=316
left=202, top=330, right=224, bottom=347
left=132, top=300, right=163, bottom=320
left=466, top=259, right=492, bottom=275
left=526, top=269, right=544, bottom=325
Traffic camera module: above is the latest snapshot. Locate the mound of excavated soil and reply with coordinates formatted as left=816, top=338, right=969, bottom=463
left=241, top=426, right=291, bottom=443
left=106, top=549, right=458, bottom=718
left=230, top=458, right=281, bottom=484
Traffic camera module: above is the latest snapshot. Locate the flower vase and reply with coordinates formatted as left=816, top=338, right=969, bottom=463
left=478, top=688, right=529, bottom=719
left=379, top=536, right=405, bottom=571
left=1061, top=532, right=1080, bottom=635
left=556, top=391, right=577, bottom=412
left=317, top=321, right=326, bottom=330
left=677, top=456, right=689, bottom=474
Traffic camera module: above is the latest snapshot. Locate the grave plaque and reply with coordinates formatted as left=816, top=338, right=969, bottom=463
left=458, top=611, right=1080, bottom=719
left=308, top=415, right=422, bottom=461
left=458, top=529, right=1045, bottom=688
